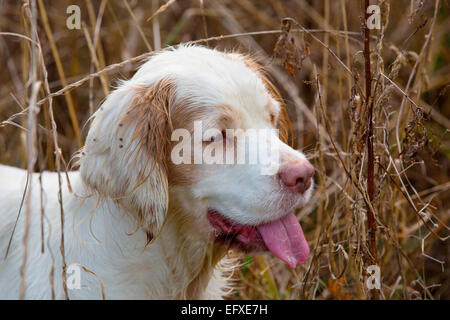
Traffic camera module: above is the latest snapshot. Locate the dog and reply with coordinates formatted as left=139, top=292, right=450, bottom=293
left=0, top=45, right=314, bottom=299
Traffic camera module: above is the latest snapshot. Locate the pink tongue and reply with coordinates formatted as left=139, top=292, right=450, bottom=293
left=257, top=213, right=309, bottom=269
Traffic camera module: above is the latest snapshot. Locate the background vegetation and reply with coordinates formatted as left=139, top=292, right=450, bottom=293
left=0, top=0, right=449, bottom=299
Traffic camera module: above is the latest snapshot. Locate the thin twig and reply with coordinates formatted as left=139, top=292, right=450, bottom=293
left=363, top=0, right=378, bottom=300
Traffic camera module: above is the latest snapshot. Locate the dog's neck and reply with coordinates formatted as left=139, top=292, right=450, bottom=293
left=69, top=176, right=230, bottom=299
left=160, top=191, right=231, bottom=299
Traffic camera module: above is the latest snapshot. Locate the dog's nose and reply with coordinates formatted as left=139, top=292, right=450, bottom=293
left=279, top=163, right=315, bottom=193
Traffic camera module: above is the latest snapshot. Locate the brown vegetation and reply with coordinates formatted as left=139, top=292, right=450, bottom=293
left=0, top=0, right=449, bottom=299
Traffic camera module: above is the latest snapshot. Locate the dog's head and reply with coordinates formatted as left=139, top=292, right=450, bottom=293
left=80, top=46, right=314, bottom=268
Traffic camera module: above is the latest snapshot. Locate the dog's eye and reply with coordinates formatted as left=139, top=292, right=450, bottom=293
left=207, top=130, right=226, bottom=143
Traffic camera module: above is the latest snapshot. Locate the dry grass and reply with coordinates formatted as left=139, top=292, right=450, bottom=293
left=0, top=0, right=449, bottom=300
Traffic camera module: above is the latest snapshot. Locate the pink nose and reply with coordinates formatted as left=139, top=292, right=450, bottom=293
left=279, top=162, right=315, bottom=193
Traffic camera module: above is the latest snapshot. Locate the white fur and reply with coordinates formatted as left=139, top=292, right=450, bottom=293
left=0, top=46, right=313, bottom=299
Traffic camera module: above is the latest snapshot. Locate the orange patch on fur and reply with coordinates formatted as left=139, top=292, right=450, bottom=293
left=239, top=55, right=294, bottom=146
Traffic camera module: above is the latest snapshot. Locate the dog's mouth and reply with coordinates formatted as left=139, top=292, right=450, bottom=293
left=207, top=209, right=309, bottom=268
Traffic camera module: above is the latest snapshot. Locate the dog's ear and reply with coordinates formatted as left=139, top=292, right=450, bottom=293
left=80, top=78, right=176, bottom=238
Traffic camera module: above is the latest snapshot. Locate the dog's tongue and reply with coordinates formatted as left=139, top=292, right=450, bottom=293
left=257, top=213, right=309, bottom=269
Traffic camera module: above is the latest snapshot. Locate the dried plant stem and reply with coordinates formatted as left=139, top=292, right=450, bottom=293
left=363, top=0, right=378, bottom=300
left=33, top=28, right=359, bottom=108
left=199, top=0, right=208, bottom=42
left=33, top=2, right=70, bottom=299
left=85, top=0, right=108, bottom=82
left=123, top=0, right=152, bottom=51
left=82, top=24, right=109, bottom=96
left=19, top=0, right=40, bottom=298
left=395, top=0, right=440, bottom=156
left=19, top=81, right=41, bottom=299
left=37, top=0, right=82, bottom=147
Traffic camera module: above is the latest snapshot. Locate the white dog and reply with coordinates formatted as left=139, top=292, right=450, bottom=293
left=0, top=46, right=314, bottom=299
